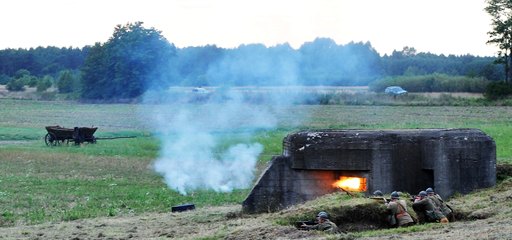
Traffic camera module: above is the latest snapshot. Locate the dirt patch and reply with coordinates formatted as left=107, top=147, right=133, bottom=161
left=0, top=205, right=318, bottom=239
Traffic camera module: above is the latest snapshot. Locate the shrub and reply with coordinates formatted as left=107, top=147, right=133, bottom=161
left=484, top=81, right=512, bottom=100
left=57, top=70, right=75, bottom=93
left=6, top=78, right=25, bottom=91
left=26, top=76, right=39, bottom=87
left=36, top=76, right=53, bottom=92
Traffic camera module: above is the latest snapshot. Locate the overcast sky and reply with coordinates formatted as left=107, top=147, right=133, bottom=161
left=0, top=0, right=497, bottom=56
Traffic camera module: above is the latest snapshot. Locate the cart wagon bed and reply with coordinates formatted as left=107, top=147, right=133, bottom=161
left=44, top=126, right=97, bottom=146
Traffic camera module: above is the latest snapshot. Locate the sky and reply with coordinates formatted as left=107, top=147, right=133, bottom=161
left=0, top=0, right=498, bottom=56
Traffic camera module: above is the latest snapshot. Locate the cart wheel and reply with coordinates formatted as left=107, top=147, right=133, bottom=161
left=44, top=133, right=57, bottom=146
left=92, top=137, right=97, bottom=144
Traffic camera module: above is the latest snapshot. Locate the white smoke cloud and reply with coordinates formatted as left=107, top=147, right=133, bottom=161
left=154, top=139, right=263, bottom=195
left=150, top=97, right=273, bottom=195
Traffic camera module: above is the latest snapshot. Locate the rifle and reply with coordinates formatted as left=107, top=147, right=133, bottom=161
left=436, top=195, right=454, bottom=212
left=369, top=197, right=390, bottom=203
left=446, top=203, right=454, bottom=212
left=295, top=220, right=316, bottom=230
left=338, top=187, right=355, bottom=197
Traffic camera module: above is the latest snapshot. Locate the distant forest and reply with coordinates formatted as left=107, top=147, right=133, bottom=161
left=0, top=23, right=503, bottom=100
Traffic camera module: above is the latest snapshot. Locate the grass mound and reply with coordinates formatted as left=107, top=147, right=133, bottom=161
left=450, top=177, right=512, bottom=221
left=274, top=192, right=392, bottom=233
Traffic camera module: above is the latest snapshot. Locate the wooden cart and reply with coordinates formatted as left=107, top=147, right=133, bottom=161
left=44, top=126, right=98, bottom=146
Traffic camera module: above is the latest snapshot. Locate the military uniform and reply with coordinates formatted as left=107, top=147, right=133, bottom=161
left=304, top=219, right=338, bottom=233
left=412, top=197, right=445, bottom=223
left=428, top=194, right=453, bottom=220
left=387, top=199, right=415, bottom=227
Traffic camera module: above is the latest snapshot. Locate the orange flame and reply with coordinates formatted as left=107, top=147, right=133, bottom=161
left=332, top=177, right=367, bottom=192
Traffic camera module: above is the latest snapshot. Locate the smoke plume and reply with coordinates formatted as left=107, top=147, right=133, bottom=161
left=147, top=44, right=299, bottom=194
left=150, top=100, right=275, bottom=195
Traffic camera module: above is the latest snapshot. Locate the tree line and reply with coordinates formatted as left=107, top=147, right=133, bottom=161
left=0, top=22, right=505, bottom=101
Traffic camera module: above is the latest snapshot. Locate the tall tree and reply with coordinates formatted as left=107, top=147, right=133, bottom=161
left=57, top=70, right=75, bottom=93
left=485, top=0, right=512, bottom=83
left=81, top=22, right=176, bottom=100
left=299, top=38, right=381, bottom=86
left=80, top=43, right=108, bottom=99
left=176, top=45, right=224, bottom=86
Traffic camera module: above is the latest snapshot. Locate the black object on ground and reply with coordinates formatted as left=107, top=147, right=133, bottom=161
left=171, top=203, right=195, bottom=212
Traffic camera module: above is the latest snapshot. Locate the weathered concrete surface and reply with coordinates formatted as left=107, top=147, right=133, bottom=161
left=243, top=129, right=496, bottom=213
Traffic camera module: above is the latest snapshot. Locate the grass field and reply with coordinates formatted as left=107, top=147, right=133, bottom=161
left=0, top=98, right=511, bottom=229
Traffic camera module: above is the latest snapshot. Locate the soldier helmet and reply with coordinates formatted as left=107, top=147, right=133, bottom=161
left=317, top=211, right=329, bottom=219
left=426, top=187, right=434, bottom=194
left=419, top=191, right=427, bottom=197
left=391, top=191, right=400, bottom=199
left=373, top=190, right=383, bottom=196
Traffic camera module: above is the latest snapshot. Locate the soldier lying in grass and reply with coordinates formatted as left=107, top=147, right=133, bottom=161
left=300, top=211, right=338, bottom=233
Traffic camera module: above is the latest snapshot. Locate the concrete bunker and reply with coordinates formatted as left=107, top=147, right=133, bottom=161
left=243, top=128, right=496, bottom=213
